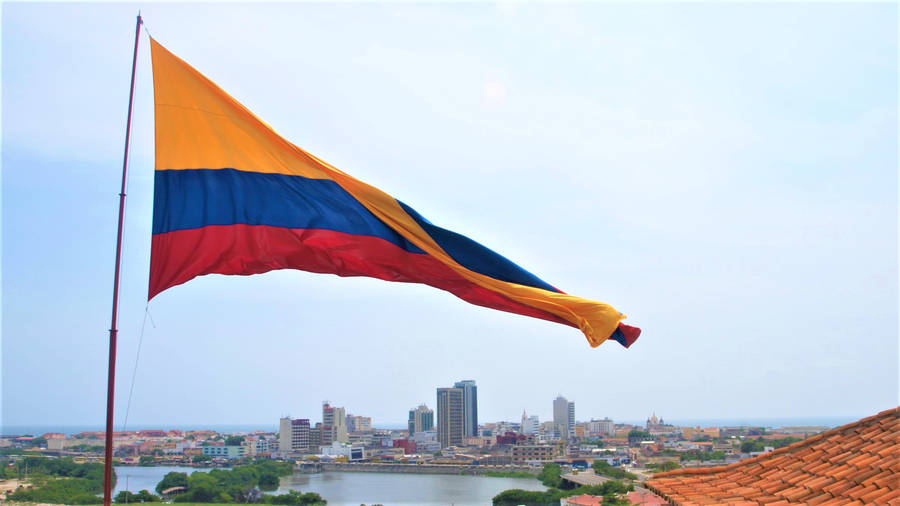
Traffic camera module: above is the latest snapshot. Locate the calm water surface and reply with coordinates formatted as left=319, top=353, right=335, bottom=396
left=277, top=471, right=546, bottom=506
left=113, top=466, right=211, bottom=496
left=113, top=466, right=545, bottom=505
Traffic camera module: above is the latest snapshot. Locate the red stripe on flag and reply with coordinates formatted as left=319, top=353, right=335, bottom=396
left=150, top=224, right=573, bottom=327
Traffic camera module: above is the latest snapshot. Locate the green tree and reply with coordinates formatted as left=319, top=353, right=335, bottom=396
left=537, top=463, right=563, bottom=488
left=259, top=472, right=280, bottom=490
left=652, top=460, right=681, bottom=472
left=268, top=489, right=327, bottom=504
left=173, top=472, right=221, bottom=502
left=155, top=471, right=188, bottom=494
left=592, top=460, right=637, bottom=480
left=564, top=480, right=633, bottom=497
left=770, top=437, right=802, bottom=449
left=627, top=430, right=652, bottom=444
left=253, top=459, right=293, bottom=476
left=492, top=489, right=550, bottom=506
left=137, top=489, right=161, bottom=502
left=9, top=477, right=101, bottom=504
left=115, top=489, right=160, bottom=503
left=680, top=450, right=726, bottom=462
left=225, top=435, right=246, bottom=446
left=740, top=439, right=766, bottom=453
left=115, top=490, right=138, bottom=503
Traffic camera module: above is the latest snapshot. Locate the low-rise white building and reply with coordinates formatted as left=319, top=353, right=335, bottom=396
left=202, top=445, right=245, bottom=459
left=587, top=418, right=615, bottom=437
left=522, top=416, right=540, bottom=435
left=320, top=441, right=366, bottom=461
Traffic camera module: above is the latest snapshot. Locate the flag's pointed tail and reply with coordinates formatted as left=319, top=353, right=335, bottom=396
left=611, top=323, right=641, bottom=348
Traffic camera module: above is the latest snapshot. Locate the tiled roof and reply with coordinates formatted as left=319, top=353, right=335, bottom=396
left=645, top=407, right=899, bottom=505
left=627, top=490, right=669, bottom=504
left=564, top=494, right=605, bottom=506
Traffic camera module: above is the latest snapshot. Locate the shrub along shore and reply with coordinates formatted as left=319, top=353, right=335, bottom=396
left=1, top=457, right=326, bottom=505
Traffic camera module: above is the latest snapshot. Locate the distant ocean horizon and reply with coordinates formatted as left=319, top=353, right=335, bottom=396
left=2, top=415, right=863, bottom=437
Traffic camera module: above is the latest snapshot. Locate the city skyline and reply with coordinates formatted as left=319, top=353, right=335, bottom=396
left=3, top=3, right=897, bottom=429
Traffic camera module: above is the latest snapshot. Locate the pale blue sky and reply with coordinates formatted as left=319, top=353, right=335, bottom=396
left=2, top=2, right=897, bottom=430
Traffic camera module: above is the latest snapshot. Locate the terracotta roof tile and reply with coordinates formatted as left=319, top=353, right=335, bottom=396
left=800, top=475, right=833, bottom=490
left=645, top=407, right=898, bottom=505
left=845, top=452, right=875, bottom=467
left=871, top=469, right=896, bottom=487
left=828, top=464, right=858, bottom=481
left=829, top=450, right=856, bottom=464
left=815, top=497, right=849, bottom=506
left=860, top=486, right=892, bottom=503
left=804, top=492, right=836, bottom=505
left=879, top=488, right=900, bottom=502
left=805, top=461, right=833, bottom=475
left=778, top=486, right=810, bottom=501
left=822, top=479, right=855, bottom=496
left=844, top=484, right=870, bottom=499
left=875, top=441, right=897, bottom=457
left=783, top=469, right=807, bottom=484
left=850, top=467, right=882, bottom=484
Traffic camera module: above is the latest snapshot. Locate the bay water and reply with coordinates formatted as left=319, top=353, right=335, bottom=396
left=113, top=465, right=545, bottom=505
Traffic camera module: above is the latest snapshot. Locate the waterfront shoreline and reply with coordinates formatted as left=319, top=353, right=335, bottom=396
left=299, top=461, right=542, bottom=476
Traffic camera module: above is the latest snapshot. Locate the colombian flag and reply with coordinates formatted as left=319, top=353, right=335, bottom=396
left=148, top=38, right=640, bottom=348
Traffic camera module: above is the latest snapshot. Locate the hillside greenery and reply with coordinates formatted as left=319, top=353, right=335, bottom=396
left=115, top=489, right=162, bottom=503
left=156, top=460, right=322, bottom=504
left=483, top=470, right=535, bottom=478
left=592, top=460, right=637, bottom=480
left=647, top=461, right=681, bottom=472
left=741, top=436, right=802, bottom=453
left=537, top=463, right=563, bottom=488
left=4, top=457, right=111, bottom=504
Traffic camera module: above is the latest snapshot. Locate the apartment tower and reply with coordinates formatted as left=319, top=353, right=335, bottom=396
left=323, top=402, right=348, bottom=443
left=553, top=395, right=575, bottom=440
left=436, top=387, right=464, bottom=447
left=453, top=380, right=478, bottom=437
left=408, top=404, right=435, bottom=434
left=278, top=417, right=310, bottom=452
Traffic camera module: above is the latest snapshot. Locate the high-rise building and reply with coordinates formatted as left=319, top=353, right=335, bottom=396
left=278, top=417, right=310, bottom=452
left=553, top=395, right=575, bottom=440
left=408, top=404, right=435, bottom=434
left=453, top=380, right=478, bottom=437
left=310, top=423, right=323, bottom=448
left=346, top=415, right=372, bottom=433
left=279, top=417, right=292, bottom=452
left=290, top=419, right=310, bottom=450
left=323, top=402, right=348, bottom=443
left=437, top=387, right=464, bottom=448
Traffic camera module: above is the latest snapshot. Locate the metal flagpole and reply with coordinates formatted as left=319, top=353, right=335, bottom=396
left=104, top=12, right=143, bottom=506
